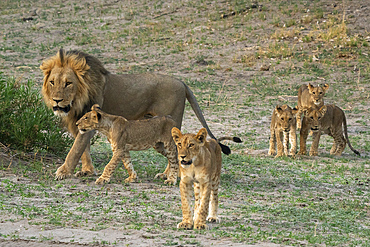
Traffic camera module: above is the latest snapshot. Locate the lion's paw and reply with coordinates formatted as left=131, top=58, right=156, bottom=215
left=55, top=165, right=72, bottom=180
left=297, top=150, right=306, bottom=155
left=206, top=216, right=220, bottom=223
left=309, top=151, right=318, bottom=156
left=177, top=221, right=193, bottom=230
left=95, top=176, right=110, bottom=185
left=194, top=223, right=209, bottom=230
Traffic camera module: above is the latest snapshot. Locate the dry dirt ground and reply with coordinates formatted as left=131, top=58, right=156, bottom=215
left=0, top=0, right=370, bottom=246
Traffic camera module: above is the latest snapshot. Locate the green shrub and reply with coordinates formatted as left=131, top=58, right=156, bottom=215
left=0, top=73, right=72, bottom=154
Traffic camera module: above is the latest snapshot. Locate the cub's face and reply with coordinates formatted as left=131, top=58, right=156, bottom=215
left=308, top=83, right=329, bottom=106
left=304, top=106, right=327, bottom=132
left=275, top=105, right=298, bottom=132
left=76, top=110, right=101, bottom=134
left=171, top=127, right=207, bottom=168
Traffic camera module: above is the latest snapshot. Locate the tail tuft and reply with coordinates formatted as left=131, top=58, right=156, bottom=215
left=233, top=137, right=242, bottom=143
left=220, top=143, right=231, bottom=155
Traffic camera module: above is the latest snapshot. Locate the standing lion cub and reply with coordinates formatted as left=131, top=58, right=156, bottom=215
left=171, top=127, right=241, bottom=230
left=76, top=104, right=178, bottom=185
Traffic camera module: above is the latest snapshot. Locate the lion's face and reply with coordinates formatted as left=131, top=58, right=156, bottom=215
left=44, top=67, right=79, bottom=117
left=171, top=128, right=207, bottom=168
left=304, top=106, right=327, bottom=132
left=308, top=83, right=329, bottom=106
left=76, top=110, right=101, bottom=134
left=275, top=105, right=298, bottom=132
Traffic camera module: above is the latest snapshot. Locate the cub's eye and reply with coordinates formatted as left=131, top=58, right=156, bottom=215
left=65, top=81, right=72, bottom=87
left=310, top=117, right=314, bottom=120
left=319, top=92, right=322, bottom=94
left=289, top=118, right=292, bottom=121
left=50, top=80, right=54, bottom=86
left=281, top=118, right=284, bottom=121
left=188, top=143, right=194, bottom=148
left=318, top=117, right=321, bottom=120
left=312, top=92, right=315, bottom=94
left=177, top=143, right=182, bottom=148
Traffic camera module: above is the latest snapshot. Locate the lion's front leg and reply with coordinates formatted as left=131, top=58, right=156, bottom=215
left=95, top=150, right=124, bottom=185
left=56, top=131, right=93, bottom=180
left=178, top=180, right=193, bottom=230
left=194, top=181, right=211, bottom=230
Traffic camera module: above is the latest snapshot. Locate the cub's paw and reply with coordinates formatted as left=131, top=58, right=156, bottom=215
left=75, top=169, right=96, bottom=177
left=124, top=176, right=137, bottom=183
left=95, top=176, right=110, bottom=185
left=268, top=149, right=276, bottom=156
left=154, top=172, right=167, bottom=180
left=274, top=153, right=283, bottom=158
left=309, top=151, right=318, bottom=156
left=206, top=216, right=220, bottom=223
left=177, top=221, right=193, bottom=230
left=194, top=223, right=209, bottom=230
left=164, top=177, right=177, bottom=186
left=297, top=150, right=306, bottom=155
left=55, top=165, right=72, bottom=180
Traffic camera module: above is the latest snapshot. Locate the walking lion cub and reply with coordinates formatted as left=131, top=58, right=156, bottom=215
left=76, top=104, right=178, bottom=185
left=268, top=105, right=298, bottom=158
left=171, top=127, right=241, bottom=230
left=298, top=104, right=360, bottom=156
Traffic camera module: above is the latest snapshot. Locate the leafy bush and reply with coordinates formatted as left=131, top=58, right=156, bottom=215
left=0, top=73, right=72, bottom=154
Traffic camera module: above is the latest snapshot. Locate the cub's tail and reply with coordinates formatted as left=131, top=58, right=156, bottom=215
left=217, top=137, right=242, bottom=155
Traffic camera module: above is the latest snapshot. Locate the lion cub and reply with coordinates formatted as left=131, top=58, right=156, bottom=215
left=171, top=127, right=241, bottom=230
left=76, top=104, right=178, bottom=185
left=297, top=83, right=329, bottom=130
left=268, top=105, right=298, bottom=158
left=298, top=104, right=360, bottom=156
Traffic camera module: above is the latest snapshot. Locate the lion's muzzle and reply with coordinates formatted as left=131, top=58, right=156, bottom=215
left=53, top=105, right=71, bottom=114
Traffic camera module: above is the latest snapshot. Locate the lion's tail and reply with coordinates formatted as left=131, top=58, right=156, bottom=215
left=184, top=83, right=232, bottom=155
left=342, top=113, right=360, bottom=156
left=218, top=137, right=242, bottom=143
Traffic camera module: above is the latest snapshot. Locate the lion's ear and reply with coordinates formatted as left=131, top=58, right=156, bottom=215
left=195, top=128, right=207, bottom=146
left=275, top=105, right=283, bottom=116
left=91, top=111, right=101, bottom=123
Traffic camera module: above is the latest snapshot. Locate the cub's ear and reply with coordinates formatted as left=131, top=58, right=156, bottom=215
left=322, top=83, right=329, bottom=92
left=91, top=110, right=101, bottom=123
left=91, top=104, right=101, bottom=111
left=308, top=83, right=314, bottom=92
left=319, top=105, right=327, bottom=115
left=275, top=105, right=284, bottom=116
left=195, top=128, right=207, bottom=146
left=292, top=107, right=299, bottom=115
left=171, top=127, right=182, bottom=143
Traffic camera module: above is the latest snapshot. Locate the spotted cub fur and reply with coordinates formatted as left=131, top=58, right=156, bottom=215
left=76, top=104, right=178, bottom=185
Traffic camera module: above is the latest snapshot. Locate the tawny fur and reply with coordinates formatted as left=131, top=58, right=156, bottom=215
left=298, top=104, right=360, bottom=156
left=40, top=49, right=230, bottom=181
left=268, top=105, right=298, bottom=158
left=76, top=104, right=179, bottom=185
left=297, top=83, right=329, bottom=130
left=171, top=128, right=241, bottom=230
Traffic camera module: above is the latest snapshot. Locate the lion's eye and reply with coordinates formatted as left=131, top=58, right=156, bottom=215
left=281, top=118, right=284, bottom=121
left=289, top=118, right=292, bottom=121
left=50, top=80, right=54, bottom=86
left=310, top=117, right=314, bottom=120
left=319, top=92, right=322, bottom=94
left=189, top=143, right=194, bottom=148
left=312, top=92, right=315, bottom=94
left=177, top=143, right=181, bottom=148
left=65, top=81, right=72, bottom=87
left=318, top=117, right=321, bottom=120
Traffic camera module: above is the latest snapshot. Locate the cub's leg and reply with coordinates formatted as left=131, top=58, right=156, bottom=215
left=289, top=127, right=297, bottom=157
left=207, top=176, right=220, bottom=223
left=298, top=122, right=309, bottom=155
left=194, top=182, right=211, bottom=230
left=283, top=131, right=289, bottom=156
left=76, top=142, right=97, bottom=177
left=155, top=141, right=178, bottom=185
left=95, top=149, right=124, bottom=185
left=194, top=182, right=200, bottom=221
left=268, top=127, right=277, bottom=156
left=275, top=130, right=284, bottom=158
left=121, top=151, right=137, bottom=183
left=309, top=132, right=321, bottom=156
left=178, top=180, right=193, bottom=230
left=332, top=131, right=346, bottom=156
left=296, top=108, right=303, bottom=130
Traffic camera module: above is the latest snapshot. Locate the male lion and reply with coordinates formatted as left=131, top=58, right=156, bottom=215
left=268, top=105, right=298, bottom=158
left=76, top=104, right=178, bottom=185
left=40, top=49, right=232, bottom=181
left=171, top=127, right=241, bottom=230
left=298, top=105, right=360, bottom=156
left=296, top=83, right=329, bottom=130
